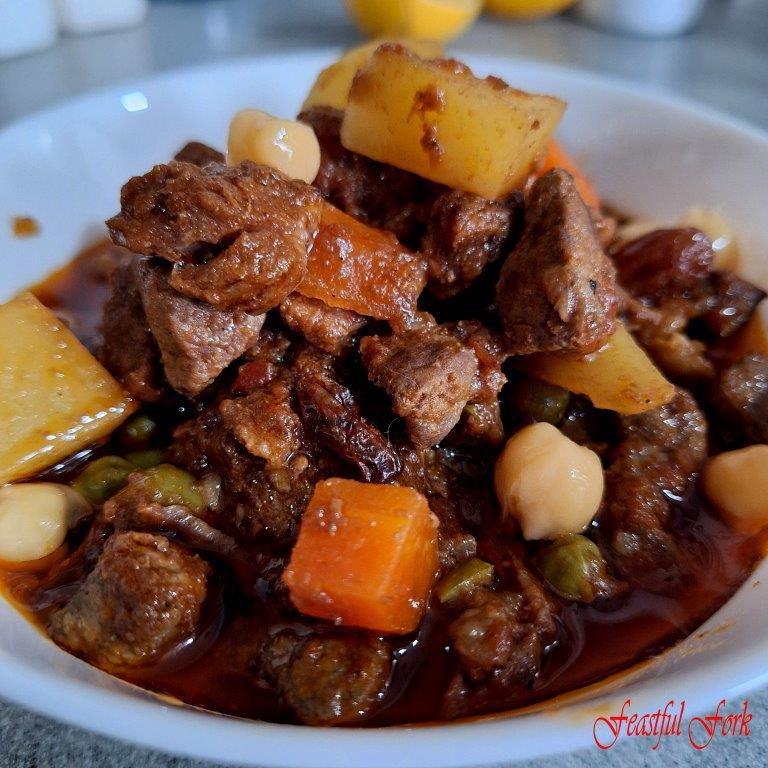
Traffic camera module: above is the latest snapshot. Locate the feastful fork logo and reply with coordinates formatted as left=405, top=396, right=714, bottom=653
left=592, top=698, right=753, bottom=750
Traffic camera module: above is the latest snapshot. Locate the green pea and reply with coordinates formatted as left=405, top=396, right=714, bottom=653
left=508, top=375, right=571, bottom=425
left=539, top=535, right=607, bottom=603
left=436, top=558, right=494, bottom=603
left=127, top=449, right=166, bottom=469
left=72, top=456, right=135, bottom=505
left=120, top=414, right=158, bottom=449
left=143, top=464, right=205, bottom=515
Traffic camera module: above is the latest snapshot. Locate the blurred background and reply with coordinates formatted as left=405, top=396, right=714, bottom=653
left=1, top=0, right=767, bottom=129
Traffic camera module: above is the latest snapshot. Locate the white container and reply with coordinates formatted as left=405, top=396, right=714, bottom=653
left=0, top=0, right=58, bottom=60
left=576, top=0, right=707, bottom=37
left=54, top=0, right=148, bottom=35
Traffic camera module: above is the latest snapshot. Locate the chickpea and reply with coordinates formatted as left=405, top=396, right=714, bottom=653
left=494, top=422, right=604, bottom=540
left=0, top=483, right=89, bottom=563
left=702, top=445, right=768, bottom=534
left=227, top=109, right=321, bottom=184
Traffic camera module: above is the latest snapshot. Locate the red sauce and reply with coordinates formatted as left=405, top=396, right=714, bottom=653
left=0, top=243, right=763, bottom=726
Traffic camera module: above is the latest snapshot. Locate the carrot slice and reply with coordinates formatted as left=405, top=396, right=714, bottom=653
left=283, top=478, right=439, bottom=634
left=297, top=203, right=427, bottom=322
left=536, top=140, right=601, bottom=211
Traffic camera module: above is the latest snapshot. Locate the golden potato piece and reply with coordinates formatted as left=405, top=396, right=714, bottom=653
left=0, top=293, right=137, bottom=483
left=520, top=323, right=675, bottom=415
left=340, top=44, right=565, bottom=199
left=303, top=38, right=444, bottom=112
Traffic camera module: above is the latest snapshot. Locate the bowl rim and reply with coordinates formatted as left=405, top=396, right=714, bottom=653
left=1, top=47, right=767, bottom=768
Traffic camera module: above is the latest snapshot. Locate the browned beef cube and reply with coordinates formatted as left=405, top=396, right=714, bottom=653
left=174, top=141, right=224, bottom=167
left=279, top=293, right=367, bottom=355
left=218, top=379, right=302, bottom=468
left=613, top=228, right=713, bottom=306
left=361, top=325, right=478, bottom=448
left=299, top=106, right=438, bottom=246
left=600, top=390, right=708, bottom=591
left=495, top=169, right=618, bottom=354
left=259, top=629, right=391, bottom=725
left=98, top=260, right=166, bottom=402
left=135, top=259, right=265, bottom=397
left=48, top=532, right=208, bottom=670
left=422, top=190, right=517, bottom=299
left=107, top=160, right=322, bottom=313
left=713, top=354, right=768, bottom=444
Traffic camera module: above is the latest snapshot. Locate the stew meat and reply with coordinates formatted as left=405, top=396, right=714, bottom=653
left=3, top=118, right=765, bottom=728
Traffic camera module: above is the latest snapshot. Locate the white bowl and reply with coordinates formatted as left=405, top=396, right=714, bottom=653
left=0, top=51, right=767, bottom=767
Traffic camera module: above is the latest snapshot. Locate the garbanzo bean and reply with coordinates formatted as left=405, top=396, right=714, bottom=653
left=702, top=445, right=768, bottom=534
left=0, top=483, right=89, bottom=562
left=494, top=422, right=604, bottom=540
left=227, top=109, right=321, bottom=184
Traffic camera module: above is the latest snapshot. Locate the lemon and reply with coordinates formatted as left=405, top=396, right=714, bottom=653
left=485, top=0, right=576, bottom=19
left=346, top=0, right=482, bottom=43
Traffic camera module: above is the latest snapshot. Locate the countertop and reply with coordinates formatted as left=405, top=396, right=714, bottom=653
left=1, top=0, right=767, bottom=766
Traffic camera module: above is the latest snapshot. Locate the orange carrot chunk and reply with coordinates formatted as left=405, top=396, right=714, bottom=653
left=297, top=203, right=427, bottom=323
left=283, top=478, right=439, bottom=634
left=536, top=140, right=601, bottom=211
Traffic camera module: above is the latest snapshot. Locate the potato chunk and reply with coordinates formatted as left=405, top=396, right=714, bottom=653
left=0, top=294, right=137, bottom=483
left=520, top=323, right=675, bottom=415
left=341, top=44, right=565, bottom=199
left=302, top=38, right=443, bottom=111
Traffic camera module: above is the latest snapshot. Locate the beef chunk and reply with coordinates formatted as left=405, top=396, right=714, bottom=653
left=171, top=402, right=339, bottom=543
left=98, top=260, right=165, bottom=402
left=279, top=293, right=367, bottom=355
left=623, top=294, right=715, bottom=384
left=107, top=160, right=322, bottom=312
left=361, top=325, right=479, bottom=448
left=174, top=141, right=224, bottom=167
left=299, top=106, right=438, bottom=246
left=259, top=629, right=391, bottom=725
left=613, top=228, right=713, bottom=306
left=219, top=379, right=302, bottom=468
left=421, top=190, right=517, bottom=299
left=496, top=169, right=618, bottom=354
left=600, top=390, right=708, bottom=591
left=713, top=354, right=768, bottom=444
left=697, top=272, right=765, bottom=340
left=296, top=371, right=400, bottom=482
left=48, top=532, right=208, bottom=670
left=135, top=258, right=265, bottom=397
left=442, top=563, right=557, bottom=718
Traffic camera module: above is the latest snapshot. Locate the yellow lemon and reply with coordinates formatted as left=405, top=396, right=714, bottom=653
left=346, top=0, right=482, bottom=43
left=485, top=0, right=576, bottom=19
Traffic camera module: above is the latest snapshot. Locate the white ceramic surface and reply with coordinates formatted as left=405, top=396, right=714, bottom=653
left=0, top=51, right=767, bottom=767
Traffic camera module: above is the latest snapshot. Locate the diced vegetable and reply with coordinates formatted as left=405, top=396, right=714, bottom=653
left=0, top=483, right=89, bottom=563
left=302, top=38, right=444, bottom=111
left=539, top=534, right=609, bottom=603
left=227, top=109, right=321, bottom=184
left=73, top=456, right=135, bottom=505
left=702, top=445, right=768, bottom=534
left=341, top=44, right=565, bottom=199
left=507, top=374, right=571, bottom=425
left=297, top=202, right=427, bottom=321
left=436, top=557, right=494, bottom=602
left=127, top=449, right=166, bottom=469
left=520, top=323, right=676, bottom=415
left=495, top=423, right=604, bottom=540
left=535, top=140, right=600, bottom=211
left=0, top=293, right=136, bottom=484
left=143, top=464, right=205, bottom=515
left=120, top=414, right=158, bottom=449
left=283, top=478, right=439, bottom=634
